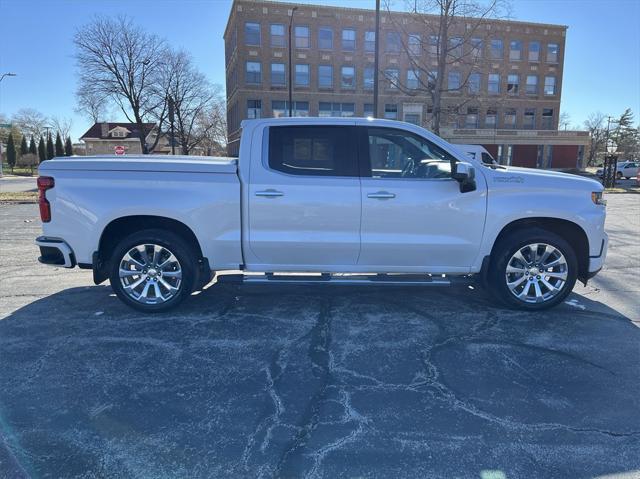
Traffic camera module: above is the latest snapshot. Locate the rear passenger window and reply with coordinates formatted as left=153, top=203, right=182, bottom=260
left=268, top=126, right=358, bottom=176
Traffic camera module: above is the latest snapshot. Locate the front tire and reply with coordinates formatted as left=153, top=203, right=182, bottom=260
left=488, top=228, right=577, bottom=310
left=109, top=229, right=199, bottom=313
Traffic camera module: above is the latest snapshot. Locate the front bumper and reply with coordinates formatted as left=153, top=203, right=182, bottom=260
left=35, top=236, right=76, bottom=268
left=588, top=232, right=609, bottom=275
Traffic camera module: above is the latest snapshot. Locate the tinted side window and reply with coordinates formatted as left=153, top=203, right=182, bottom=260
left=365, top=127, right=456, bottom=179
left=268, top=126, right=358, bottom=177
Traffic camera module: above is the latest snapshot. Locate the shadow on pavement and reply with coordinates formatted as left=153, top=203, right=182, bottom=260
left=1, top=283, right=639, bottom=478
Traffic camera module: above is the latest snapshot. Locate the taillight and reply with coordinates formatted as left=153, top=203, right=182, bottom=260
left=37, top=176, right=54, bottom=222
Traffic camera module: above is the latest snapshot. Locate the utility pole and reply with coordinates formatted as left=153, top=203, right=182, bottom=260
left=288, top=7, right=298, bottom=117
left=372, top=0, right=380, bottom=118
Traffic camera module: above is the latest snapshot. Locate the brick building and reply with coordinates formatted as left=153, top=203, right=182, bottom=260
left=224, top=0, right=588, bottom=168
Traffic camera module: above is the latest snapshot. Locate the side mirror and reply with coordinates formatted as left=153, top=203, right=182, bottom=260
left=452, top=161, right=477, bottom=193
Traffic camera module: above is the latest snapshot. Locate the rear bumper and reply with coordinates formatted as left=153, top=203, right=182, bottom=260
left=35, top=236, right=76, bottom=268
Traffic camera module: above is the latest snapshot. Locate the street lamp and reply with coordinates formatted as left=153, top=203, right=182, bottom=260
left=603, top=138, right=619, bottom=188
left=0, top=72, right=16, bottom=83
left=288, top=6, right=298, bottom=117
left=606, top=139, right=617, bottom=154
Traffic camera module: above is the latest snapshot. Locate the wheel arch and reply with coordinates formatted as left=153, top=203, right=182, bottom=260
left=93, top=215, right=206, bottom=284
left=489, top=217, right=590, bottom=283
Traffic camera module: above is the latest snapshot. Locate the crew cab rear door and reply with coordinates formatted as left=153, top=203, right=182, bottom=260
left=357, top=126, right=486, bottom=272
left=246, top=124, right=361, bottom=268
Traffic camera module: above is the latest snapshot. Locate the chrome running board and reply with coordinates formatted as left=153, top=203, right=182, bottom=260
left=218, top=273, right=452, bottom=287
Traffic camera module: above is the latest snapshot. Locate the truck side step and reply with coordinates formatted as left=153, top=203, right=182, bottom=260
left=218, top=273, right=452, bottom=287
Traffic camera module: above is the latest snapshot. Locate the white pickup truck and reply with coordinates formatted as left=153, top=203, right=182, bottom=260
left=36, top=118, right=608, bottom=312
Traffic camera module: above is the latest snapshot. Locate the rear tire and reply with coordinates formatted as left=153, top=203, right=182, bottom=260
left=488, top=228, right=577, bottom=311
left=108, top=229, right=199, bottom=313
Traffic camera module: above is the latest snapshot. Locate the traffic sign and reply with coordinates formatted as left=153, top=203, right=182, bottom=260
left=114, top=145, right=125, bottom=156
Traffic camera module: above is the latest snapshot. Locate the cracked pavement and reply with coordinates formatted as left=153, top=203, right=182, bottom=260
left=0, top=195, right=639, bottom=478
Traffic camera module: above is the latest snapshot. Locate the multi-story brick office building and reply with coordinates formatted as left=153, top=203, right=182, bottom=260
left=224, top=0, right=588, bottom=167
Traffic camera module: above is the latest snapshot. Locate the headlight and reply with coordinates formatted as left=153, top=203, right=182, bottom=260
left=592, top=191, right=606, bottom=206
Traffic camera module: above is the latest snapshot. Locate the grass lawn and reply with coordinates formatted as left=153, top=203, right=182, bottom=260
left=0, top=191, right=38, bottom=203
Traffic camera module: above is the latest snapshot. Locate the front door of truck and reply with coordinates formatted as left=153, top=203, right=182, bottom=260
left=247, top=125, right=361, bottom=268
left=358, top=126, right=487, bottom=272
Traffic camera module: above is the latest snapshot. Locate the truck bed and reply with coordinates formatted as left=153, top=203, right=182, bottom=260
left=40, top=155, right=238, bottom=174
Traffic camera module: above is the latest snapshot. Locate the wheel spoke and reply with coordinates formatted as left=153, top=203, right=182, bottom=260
left=158, top=254, right=178, bottom=269
left=540, top=277, right=558, bottom=292
left=152, top=282, right=164, bottom=301
left=158, top=277, right=178, bottom=292
left=533, top=281, right=544, bottom=302
left=124, top=276, right=146, bottom=291
left=507, top=275, right=527, bottom=289
left=512, top=249, right=528, bottom=265
left=161, top=270, right=181, bottom=278
left=543, top=257, right=565, bottom=268
left=123, top=253, right=145, bottom=268
left=119, top=269, right=142, bottom=277
left=139, top=281, right=152, bottom=299
left=152, top=245, right=161, bottom=267
left=545, top=271, right=567, bottom=281
left=506, top=264, right=526, bottom=274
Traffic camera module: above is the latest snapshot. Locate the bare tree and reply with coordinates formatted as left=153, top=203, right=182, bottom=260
left=385, top=0, right=510, bottom=134
left=11, top=108, right=50, bottom=140
left=74, top=16, right=168, bottom=153
left=559, top=111, right=571, bottom=130
left=75, top=83, right=108, bottom=123
left=51, top=116, right=73, bottom=140
left=583, top=112, right=606, bottom=166
left=196, top=99, right=228, bottom=156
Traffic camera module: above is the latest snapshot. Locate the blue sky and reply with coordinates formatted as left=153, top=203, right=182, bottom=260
left=0, top=0, right=639, bottom=141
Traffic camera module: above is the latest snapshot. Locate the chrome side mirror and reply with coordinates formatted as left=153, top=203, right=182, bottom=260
left=452, top=161, right=477, bottom=193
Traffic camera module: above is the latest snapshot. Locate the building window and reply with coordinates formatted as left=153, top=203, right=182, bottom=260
left=465, top=107, right=479, bottom=128
left=245, top=22, right=260, bottom=46
left=341, top=66, right=355, bottom=88
left=408, top=34, right=421, bottom=55
left=342, top=29, right=356, bottom=51
left=488, top=73, right=500, bottom=94
left=428, top=35, right=439, bottom=56
left=468, top=72, right=481, bottom=94
left=528, top=41, right=540, bottom=61
left=384, top=104, right=398, bottom=120
left=295, top=26, right=310, bottom=48
left=547, top=43, right=559, bottom=63
left=509, top=40, right=522, bottom=61
left=449, top=36, right=463, bottom=60
left=542, top=108, right=554, bottom=129
left=295, top=64, right=310, bottom=86
left=364, top=67, right=374, bottom=90
left=246, top=61, right=261, bottom=84
left=385, top=68, right=399, bottom=89
left=319, top=102, right=355, bottom=117
left=271, top=63, right=285, bottom=86
left=526, top=75, right=538, bottom=94
left=485, top=108, right=497, bottom=128
left=318, top=27, right=333, bottom=50
left=470, top=38, right=483, bottom=59
left=448, top=71, right=461, bottom=90
left=270, top=24, right=285, bottom=47
left=544, top=76, right=556, bottom=95
left=386, top=31, right=402, bottom=53
left=504, top=108, right=517, bottom=129
left=407, top=69, right=419, bottom=89
left=364, top=103, right=374, bottom=117
left=272, top=101, right=309, bottom=118
left=247, top=99, right=262, bottom=119
left=490, top=39, right=503, bottom=59
left=523, top=108, right=536, bottom=129
left=404, top=113, right=420, bottom=125
left=364, top=31, right=376, bottom=52
left=318, top=64, right=333, bottom=88
left=507, top=74, right=519, bottom=95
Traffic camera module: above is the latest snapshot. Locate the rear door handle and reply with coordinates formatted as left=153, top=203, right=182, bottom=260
left=367, top=191, right=396, bottom=199
left=255, top=189, right=284, bottom=197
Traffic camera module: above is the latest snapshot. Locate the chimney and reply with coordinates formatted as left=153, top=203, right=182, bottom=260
left=100, top=123, right=109, bottom=138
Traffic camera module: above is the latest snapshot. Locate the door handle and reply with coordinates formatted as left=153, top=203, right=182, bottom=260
left=255, top=189, right=284, bottom=197
left=367, top=191, right=396, bottom=199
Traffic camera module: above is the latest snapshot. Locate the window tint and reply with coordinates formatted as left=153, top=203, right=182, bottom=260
left=365, top=127, right=456, bottom=179
left=268, top=126, right=357, bottom=177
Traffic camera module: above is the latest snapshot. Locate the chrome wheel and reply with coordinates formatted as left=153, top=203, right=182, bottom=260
left=505, top=243, right=568, bottom=304
left=119, top=244, right=182, bottom=305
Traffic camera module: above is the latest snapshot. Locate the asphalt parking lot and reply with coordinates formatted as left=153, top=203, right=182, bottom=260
left=0, top=195, right=639, bottom=478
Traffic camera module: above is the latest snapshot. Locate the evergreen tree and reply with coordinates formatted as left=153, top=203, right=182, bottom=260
left=55, top=132, right=65, bottom=157
left=29, top=137, right=37, bottom=155
left=46, top=132, right=55, bottom=160
left=20, top=134, right=29, bottom=156
left=64, top=136, right=73, bottom=156
left=6, top=134, right=17, bottom=172
left=614, top=108, right=638, bottom=155
left=38, top=137, right=46, bottom=163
